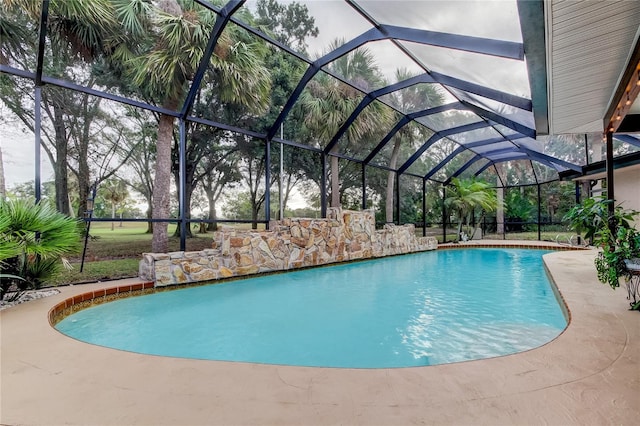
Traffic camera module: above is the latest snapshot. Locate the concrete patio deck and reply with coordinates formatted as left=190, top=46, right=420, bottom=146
left=1, top=247, right=638, bottom=425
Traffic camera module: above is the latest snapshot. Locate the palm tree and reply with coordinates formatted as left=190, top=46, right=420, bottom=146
left=385, top=69, right=444, bottom=223
left=0, top=199, right=79, bottom=300
left=2, top=0, right=119, bottom=215
left=300, top=40, right=392, bottom=207
left=445, top=177, right=498, bottom=241
left=100, top=178, right=128, bottom=231
left=112, top=0, right=270, bottom=252
left=4, top=0, right=270, bottom=252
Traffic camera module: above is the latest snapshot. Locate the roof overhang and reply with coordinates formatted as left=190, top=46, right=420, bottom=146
left=520, top=0, right=640, bottom=135
left=559, top=151, right=640, bottom=181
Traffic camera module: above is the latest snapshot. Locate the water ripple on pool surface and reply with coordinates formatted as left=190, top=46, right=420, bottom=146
left=56, top=249, right=567, bottom=368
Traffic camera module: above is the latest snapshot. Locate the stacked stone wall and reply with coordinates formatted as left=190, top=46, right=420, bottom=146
left=139, top=208, right=437, bottom=287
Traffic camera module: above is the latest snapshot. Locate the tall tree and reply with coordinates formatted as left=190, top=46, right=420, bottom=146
left=171, top=123, right=242, bottom=237
left=117, top=107, right=156, bottom=233
left=1, top=0, right=125, bottom=216
left=384, top=68, right=444, bottom=223
left=108, top=0, right=270, bottom=251
left=250, top=1, right=320, bottom=221
left=99, top=178, right=128, bottom=231
left=255, top=0, right=318, bottom=53
left=300, top=40, right=391, bottom=207
left=202, top=151, right=241, bottom=231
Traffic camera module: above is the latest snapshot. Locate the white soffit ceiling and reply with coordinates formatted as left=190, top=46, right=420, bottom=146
left=546, top=0, right=640, bottom=134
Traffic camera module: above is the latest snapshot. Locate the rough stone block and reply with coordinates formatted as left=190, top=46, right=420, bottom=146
left=183, top=262, right=204, bottom=274
left=230, top=237, right=245, bottom=248
left=238, top=254, right=254, bottom=266
left=172, top=267, right=189, bottom=283
left=237, top=265, right=259, bottom=275
left=191, top=269, right=218, bottom=281
left=155, top=271, right=174, bottom=286
left=219, top=267, right=234, bottom=278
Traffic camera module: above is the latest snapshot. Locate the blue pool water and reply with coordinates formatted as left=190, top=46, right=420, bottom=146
left=56, top=249, right=567, bottom=368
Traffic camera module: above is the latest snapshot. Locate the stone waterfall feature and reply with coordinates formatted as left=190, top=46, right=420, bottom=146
left=139, top=208, right=438, bottom=287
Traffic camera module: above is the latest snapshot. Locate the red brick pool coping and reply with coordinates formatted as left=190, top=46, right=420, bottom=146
left=438, top=240, right=586, bottom=250
left=48, top=281, right=155, bottom=325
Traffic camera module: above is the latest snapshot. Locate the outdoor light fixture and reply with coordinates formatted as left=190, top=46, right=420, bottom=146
left=637, top=69, right=640, bottom=86
left=626, top=93, right=632, bottom=106
left=86, top=196, right=94, bottom=212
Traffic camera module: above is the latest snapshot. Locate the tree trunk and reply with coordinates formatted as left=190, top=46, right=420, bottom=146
left=206, top=192, right=218, bottom=232
left=111, top=203, right=116, bottom=231
left=465, top=211, right=472, bottom=237
left=0, top=147, right=6, bottom=200
left=74, top=93, right=98, bottom=218
left=152, top=111, right=175, bottom=253
left=251, top=204, right=258, bottom=230
left=208, top=203, right=218, bottom=231
left=496, top=187, right=504, bottom=234
left=330, top=155, right=340, bottom=207
left=145, top=203, right=153, bottom=234
left=53, top=144, right=70, bottom=214
left=52, top=107, right=71, bottom=214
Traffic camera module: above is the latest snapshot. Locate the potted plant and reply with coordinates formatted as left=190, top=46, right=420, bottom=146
left=565, top=197, right=640, bottom=310
left=563, top=196, right=611, bottom=245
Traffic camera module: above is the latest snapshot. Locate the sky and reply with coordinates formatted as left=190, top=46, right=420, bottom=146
left=0, top=121, right=54, bottom=188
left=0, top=0, right=528, bottom=193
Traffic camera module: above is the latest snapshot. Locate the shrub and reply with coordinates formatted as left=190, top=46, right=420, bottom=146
left=0, top=199, right=80, bottom=300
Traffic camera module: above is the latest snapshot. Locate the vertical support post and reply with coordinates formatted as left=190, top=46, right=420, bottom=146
left=395, top=172, right=401, bottom=225
left=575, top=181, right=582, bottom=245
left=265, top=139, right=271, bottom=229
left=279, top=123, right=283, bottom=220
left=537, top=183, right=541, bottom=241
left=178, top=119, right=187, bottom=251
left=34, top=87, right=42, bottom=203
left=34, top=1, right=48, bottom=204
left=442, top=186, right=447, bottom=243
left=80, top=182, right=97, bottom=273
left=321, top=154, right=327, bottom=218
left=422, top=179, right=427, bottom=237
left=361, top=163, right=367, bottom=210
left=584, top=134, right=589, bottom=165
left=606, top=131, right=615, bottom=235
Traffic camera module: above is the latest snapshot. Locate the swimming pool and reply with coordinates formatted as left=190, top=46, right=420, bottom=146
left=56, top=248, right=567, bottom=368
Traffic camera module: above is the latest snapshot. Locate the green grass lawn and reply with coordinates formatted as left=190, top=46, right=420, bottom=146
left=46, top=258, right=141, bottom=286
left=50, top=221, right=268, bottom=286
left=50, top=222, right=215, bottom=286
